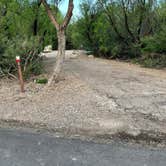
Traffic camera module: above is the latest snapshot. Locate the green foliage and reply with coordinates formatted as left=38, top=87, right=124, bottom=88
left=0, top=36, right=43, bottom=78
left=69, top=0, right=144, bottom=58
left=141, top=25, right=166, bottom=54
left=37, top=5, right=60, bottom=49
left=0, top=0, right=64, bottom=78
left=134, top=53, right=166, bottom=68
left=68, top=0, right=166, bottom=68
left=34, top=78, right=48, bottom=84
left=68, top=1, right=100, bottom=53
left=135, top=24, right=166, bottom=68
left=0, top=0, right=166, bottom=76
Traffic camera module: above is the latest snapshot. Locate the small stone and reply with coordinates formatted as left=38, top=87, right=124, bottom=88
left=88, top=55, right=94, bottom=58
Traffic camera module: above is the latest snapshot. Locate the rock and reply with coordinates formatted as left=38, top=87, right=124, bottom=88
left=43, top=45, right=52, bottom=53
left=70, top=54, right=78, bottom=59
left=39, top=52, right=45, bottom=57
left=72, top=50, right=77, bottom=55
left=88, top=55, right=94, bottom=58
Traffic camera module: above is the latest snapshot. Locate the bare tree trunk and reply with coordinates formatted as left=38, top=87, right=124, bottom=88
left=48, top=30, right=66, bottom=85
left=41, top=0, right=73, bottom=86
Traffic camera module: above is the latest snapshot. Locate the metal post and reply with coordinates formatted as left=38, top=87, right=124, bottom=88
left=16, top=56, right=24, bottom=93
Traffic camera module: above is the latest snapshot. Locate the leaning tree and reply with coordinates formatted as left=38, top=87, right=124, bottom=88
left=40, top=0, right=74, bottom=85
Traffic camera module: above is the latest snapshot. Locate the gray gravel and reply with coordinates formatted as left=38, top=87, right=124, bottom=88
left=0, top=51, right=166, bottom=142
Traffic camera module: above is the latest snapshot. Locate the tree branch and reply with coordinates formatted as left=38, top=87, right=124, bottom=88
left=62, top=0, right=74, bottom=29
left=121, top=0, right=136, bottom=42
left=41, top=0, right=60, bottom=30
left=99, top=0, right=128, bottom=44
left=137, top=0, right=145, bottom=38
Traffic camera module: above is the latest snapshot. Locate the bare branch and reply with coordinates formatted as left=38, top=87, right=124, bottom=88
left=121, top=0, right=136, bottom=42
left=41, top=0, right=60, bottom=30
left=62, top=0, right=74, bottom=29
left=99, top=0, right=127, bottom=44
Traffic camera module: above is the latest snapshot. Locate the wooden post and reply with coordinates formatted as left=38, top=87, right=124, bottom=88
left=16, top=56, right=24, bottom=93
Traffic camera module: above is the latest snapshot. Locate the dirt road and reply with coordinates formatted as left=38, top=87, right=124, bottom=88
left=65, top=51, right=166, bottom=139
left=65, top=53, right=166, bottom=121
left=0, top=51, right=166, bottom=143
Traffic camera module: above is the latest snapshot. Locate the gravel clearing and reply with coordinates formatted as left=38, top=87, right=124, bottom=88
left=0, top=50, right=166, bottom=143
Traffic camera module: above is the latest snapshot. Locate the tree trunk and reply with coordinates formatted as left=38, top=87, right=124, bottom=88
left=41, top=0, right=73, bottom=86
left=47, top=29, right=66, bottom=85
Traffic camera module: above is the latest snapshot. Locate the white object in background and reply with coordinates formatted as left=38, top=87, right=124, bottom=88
left=43, top=45, right=52, bottom=53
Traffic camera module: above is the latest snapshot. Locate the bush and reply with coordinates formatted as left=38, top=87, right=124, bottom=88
left=141, top=26, right=166, bottom=54
left=136, top=26, right=166, bottom=68
left=134, top=53, right=166, bottom=68
left=0, top=36, right=43, bottom=79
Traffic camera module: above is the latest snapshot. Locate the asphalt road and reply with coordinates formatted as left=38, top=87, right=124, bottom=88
left=0, top=129, right=166, bottom=166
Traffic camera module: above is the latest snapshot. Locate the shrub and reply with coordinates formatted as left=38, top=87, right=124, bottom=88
left=141, top=26, right=166, bottom=54
left=136, top=26, right=166, bottom=68
left=0, top=36, right=43, bottom=79
left=134, top=53, right=166, bottom=68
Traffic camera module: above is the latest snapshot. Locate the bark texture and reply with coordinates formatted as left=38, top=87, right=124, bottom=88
left=41, top=0, right=73, bottom=85
left=48, top=30, right=66, bottom=85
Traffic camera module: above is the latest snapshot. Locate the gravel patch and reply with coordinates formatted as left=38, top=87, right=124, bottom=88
left=0, top=50, right=166, bottom=144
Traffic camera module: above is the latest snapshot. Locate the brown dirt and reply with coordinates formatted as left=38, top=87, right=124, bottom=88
left=0, top=50, right=166, bottom=144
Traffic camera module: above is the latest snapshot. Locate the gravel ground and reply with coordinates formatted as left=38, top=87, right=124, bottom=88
left=0, top=50, right=166, bottom=143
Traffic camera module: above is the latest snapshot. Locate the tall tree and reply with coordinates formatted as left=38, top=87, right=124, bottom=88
left=41, top=0, right=74, bottom=85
